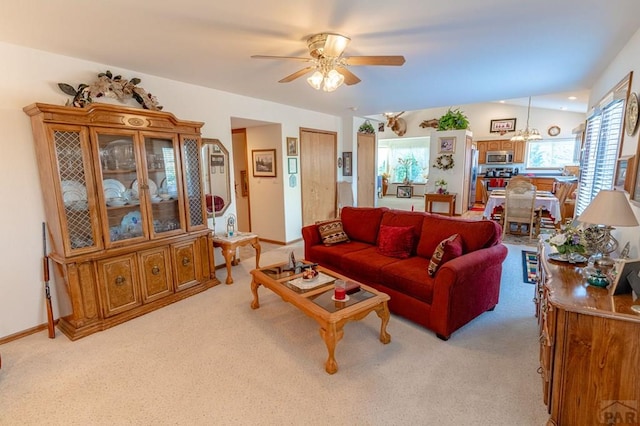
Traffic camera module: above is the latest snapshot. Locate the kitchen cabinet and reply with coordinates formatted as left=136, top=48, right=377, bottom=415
left=24, top=102, right=219, bottom=340
left=477, top=140, right=523, bottom=164
left=536, top=243, right=640, bottom=425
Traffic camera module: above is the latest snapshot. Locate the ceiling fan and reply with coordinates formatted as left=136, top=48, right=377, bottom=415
left=251, top=33, right=405, bottom=91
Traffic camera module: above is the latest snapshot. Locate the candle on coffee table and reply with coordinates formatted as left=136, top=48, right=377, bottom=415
left=334, top=280, right=346, bottom=300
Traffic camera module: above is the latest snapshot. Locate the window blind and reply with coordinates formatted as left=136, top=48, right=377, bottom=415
left=575, top=99, right=623, bottom=216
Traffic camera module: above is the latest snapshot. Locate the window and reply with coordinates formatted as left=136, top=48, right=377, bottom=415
left=378, top=137, right=430, bottom=183
left=575, top=98, right=624, bottom=215
left=525, top=138, right=578, bottom=169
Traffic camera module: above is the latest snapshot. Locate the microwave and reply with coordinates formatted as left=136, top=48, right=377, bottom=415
left=486, top=151, right=514, bottom=164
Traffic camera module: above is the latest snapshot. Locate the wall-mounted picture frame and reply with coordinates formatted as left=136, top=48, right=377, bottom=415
left=286, top=137, right=298, bottom=156
left=240, top=170, right=248, bottom=197
left=343, top=152, right=352, bottom=176
left=288, top=157, right=298, bottom=174
left=615, top=156, right=632, bottom=191
left=490, top=118, right=517, bottom=133
left=252, top=149, right=277, bottom=177
left=397, top=185, right=413, bottom=198
left=632, top=151, right=640, bottom=204
left=438, top=137, right=456, bottom=154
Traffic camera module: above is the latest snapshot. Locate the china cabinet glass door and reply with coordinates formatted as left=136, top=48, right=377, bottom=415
left=95, top=132, right=147, bottom=246
left=142, top=134, right=185, bottom=236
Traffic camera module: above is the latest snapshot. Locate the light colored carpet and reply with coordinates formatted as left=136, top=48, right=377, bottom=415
left=0, top=242, right=548, bottom=425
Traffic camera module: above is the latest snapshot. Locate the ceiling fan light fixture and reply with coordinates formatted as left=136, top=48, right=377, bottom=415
left=307, top=71, right=324, bottom=90
left=323, top=69, right=344, bottom=92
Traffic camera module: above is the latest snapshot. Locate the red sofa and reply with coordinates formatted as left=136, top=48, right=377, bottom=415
left=302, top=207, right=508, bottom=340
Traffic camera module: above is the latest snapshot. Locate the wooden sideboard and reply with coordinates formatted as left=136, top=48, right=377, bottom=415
left=536, top=244, right=640, bottom=425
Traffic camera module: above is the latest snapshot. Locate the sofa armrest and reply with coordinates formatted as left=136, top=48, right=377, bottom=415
left=302, top=224, right=321, bottom=258
left=429, top=244, right=508, bottom=339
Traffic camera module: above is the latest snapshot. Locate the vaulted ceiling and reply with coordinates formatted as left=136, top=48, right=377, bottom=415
left=2, top=1, right=640, bottom=116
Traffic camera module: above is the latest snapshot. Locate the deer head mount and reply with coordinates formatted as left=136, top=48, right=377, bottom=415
left=385, top=111, right=407, bottom=136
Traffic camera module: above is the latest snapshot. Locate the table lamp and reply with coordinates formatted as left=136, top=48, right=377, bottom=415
left=578, top=190, right=639, bottom=269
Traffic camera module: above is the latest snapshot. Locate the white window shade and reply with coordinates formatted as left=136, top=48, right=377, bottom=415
left=575, top=99, right=623, bottom=216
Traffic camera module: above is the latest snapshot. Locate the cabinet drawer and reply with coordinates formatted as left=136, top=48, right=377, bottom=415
left=97, top=254, right=141, bottom=317
left=139, top=247, right=173, bottom=303
left=173, top=240, right=201, bottom=290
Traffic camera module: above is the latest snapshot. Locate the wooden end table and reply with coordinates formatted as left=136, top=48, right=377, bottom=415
left=250, top=263, right=391, bottom=374
left=212, top=232, right=261, bottom=284
left=424, top=192, right=457, bottom=216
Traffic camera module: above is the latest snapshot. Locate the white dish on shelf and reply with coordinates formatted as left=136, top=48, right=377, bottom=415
left=107, top=198, right=127, bottom=207
left=61, top=180, right=87, bottom=203
left=121, top=211, right=142, bottom=232
left=103, top=179, right=126, bottom=199
left=131, top=178, right=157, bottom=197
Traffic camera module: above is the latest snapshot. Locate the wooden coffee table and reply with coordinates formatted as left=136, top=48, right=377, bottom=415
left=250, top=262, right=391, bottom=374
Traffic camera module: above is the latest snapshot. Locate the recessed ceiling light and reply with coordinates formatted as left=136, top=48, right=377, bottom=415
left=560, top=106, right=568, bottom=110
left=499, top=100, right=505, bottom=103
left=568, top=96, right=577, bottom=100
left=349, top=106, right=358, bottom=111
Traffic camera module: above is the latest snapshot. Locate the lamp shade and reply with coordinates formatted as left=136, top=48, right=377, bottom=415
left=578, top=190, right=639, bottom=227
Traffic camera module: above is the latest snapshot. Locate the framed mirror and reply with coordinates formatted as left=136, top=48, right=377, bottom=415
left=201, top=138, right=231, bottom=217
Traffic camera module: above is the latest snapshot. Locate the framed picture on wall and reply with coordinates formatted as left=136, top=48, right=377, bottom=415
left=438, top=137, right=456, bottom=154
left=240, top=170, right=248, bottom=197
left=252, top=149, right=277, bottom=177
left=490, top=118, right=517, bottom=133
left=343, top=152, right=352, bottom=176
left=615, top=156, right=631, bottom=191
left=288, top=157, right=298, bottom=174
left=286, top=137, right=298, bottom=156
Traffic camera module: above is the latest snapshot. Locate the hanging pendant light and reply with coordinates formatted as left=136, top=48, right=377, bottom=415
left=511, top=97, right=542, bottom=141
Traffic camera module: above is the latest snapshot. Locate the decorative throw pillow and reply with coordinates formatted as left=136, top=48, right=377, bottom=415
left=377, top=225, right=415, bottom=259
left=428, top=234, right=463, bottom=277
left=317, top=219, right=350, bottom=246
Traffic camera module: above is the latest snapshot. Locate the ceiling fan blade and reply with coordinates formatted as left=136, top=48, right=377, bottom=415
left=344, top=56, right=406, bottom=66
left=335, top=67, right=361, bottom=85
left=251, top=55, right=313, bottom=62
left=278, top=67, right=316, bottom=83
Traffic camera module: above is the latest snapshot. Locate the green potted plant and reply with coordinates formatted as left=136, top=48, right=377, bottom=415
left=437, top=108, right=470, bottom=131
left=358, top=120, right=375, bottom=134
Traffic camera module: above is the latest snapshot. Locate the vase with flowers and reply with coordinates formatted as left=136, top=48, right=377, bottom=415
left=547, top=224, right=587, bottom=262
left=435, top=178, right=448, bottom=194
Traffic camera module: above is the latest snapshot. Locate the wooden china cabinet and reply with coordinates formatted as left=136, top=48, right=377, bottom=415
left=536, top=243, right=640, bottom=425
left=24, top=103, right=219, bottom=340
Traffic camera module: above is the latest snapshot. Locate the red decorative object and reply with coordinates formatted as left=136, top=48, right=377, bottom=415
left=376, top=225, right=415, bottom=259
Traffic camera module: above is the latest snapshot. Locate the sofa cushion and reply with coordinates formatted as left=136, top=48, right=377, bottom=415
left=341, top=246, right=402, bottom=285
left=377, top=225, right=415, bottom=259
left=317, top=219, right=350, bottom=246
left=380, top=257, right=435, bottom=304
left=306, top=241, right=371, bottom=271
left=428, top=234, right=463, bottom=276
left=417, top=215, right=500, bottom=259
left=340, top=206, right=388, bottom=244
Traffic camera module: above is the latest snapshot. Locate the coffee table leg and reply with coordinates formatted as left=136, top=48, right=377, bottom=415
left=375, top=302, right=391, bottom=344
left=319, top=324, right=344, bottom=374
left=222, top=247, right=235, bottom=284
left=250, top=278, right=261, bottom=309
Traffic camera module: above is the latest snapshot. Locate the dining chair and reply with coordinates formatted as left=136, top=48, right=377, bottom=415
left=503, top=180, right=538, bottom=239
left=554, top=181, right=578, bottom=223
left=508, top=175, right=532, bottom=184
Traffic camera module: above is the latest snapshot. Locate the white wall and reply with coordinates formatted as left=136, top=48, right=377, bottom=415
left=0, top=41, right=340, bottom=339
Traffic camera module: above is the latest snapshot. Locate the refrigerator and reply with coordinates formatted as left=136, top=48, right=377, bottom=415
left=468, top=147, right=478, bottom=210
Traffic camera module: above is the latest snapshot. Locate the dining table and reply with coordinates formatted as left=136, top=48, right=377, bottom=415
left=482, top=189, right=562, bottom=223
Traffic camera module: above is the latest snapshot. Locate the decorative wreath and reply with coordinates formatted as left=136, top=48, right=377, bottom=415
left=433, top=154, right=455, bottom=170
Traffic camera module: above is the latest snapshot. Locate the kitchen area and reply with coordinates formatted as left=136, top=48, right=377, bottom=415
left=475, top=139, right=579, bottom=220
